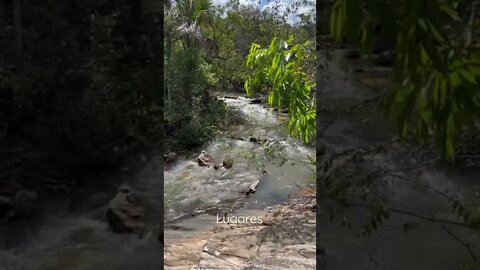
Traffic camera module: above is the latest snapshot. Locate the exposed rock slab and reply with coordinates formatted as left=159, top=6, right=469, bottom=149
left=164, top=197, right=316, bottom=270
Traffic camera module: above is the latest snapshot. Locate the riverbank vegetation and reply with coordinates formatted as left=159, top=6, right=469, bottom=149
left=164, top=0, right=315, bottom=150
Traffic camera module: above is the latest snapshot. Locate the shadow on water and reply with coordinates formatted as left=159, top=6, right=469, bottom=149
left=0, top=153, right=165, bottom=269
left=318, top=50, right=480, bottom=270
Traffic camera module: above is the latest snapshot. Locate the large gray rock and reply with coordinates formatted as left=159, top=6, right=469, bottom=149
left=106, top=185, right=145, bottom=234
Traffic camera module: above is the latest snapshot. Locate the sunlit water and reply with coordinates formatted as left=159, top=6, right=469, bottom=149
left=164, top=96, right=315, bottom=227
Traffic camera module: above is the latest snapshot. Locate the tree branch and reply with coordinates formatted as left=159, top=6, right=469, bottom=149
left=442, top=225, right=478, bottom=262
left=345, top=201, right=477, bottom=231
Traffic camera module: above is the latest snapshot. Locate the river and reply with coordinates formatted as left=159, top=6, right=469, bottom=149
left=317, top=49, right=480, bottom=270
left=0, top=93, right=315, bottom=270
left=164, top=95, right=315, bottom=239
left=2, top=49, right=479, bottom=269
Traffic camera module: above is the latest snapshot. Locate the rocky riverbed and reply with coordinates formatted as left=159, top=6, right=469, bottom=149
left=164, top=195, right=316, bottom=270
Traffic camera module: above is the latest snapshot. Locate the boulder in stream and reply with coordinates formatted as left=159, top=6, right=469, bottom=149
left=198, top=151, right=214, bottom=167
left=164, top=152, right=177, bottom=163
left=106, top=184, right=145, bottom=234
left=222, top=158, right=233, bottom=169
left=249, top=137, right=268, bottom=144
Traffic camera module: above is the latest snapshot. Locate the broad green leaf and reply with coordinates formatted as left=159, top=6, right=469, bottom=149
left=459, top=69, right=477, bottom=84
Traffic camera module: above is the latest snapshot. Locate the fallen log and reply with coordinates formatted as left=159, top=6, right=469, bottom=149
left=246, top=170, right=267, bottom=196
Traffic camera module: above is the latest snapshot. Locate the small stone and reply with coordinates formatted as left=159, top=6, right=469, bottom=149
left=222, top=158, right=233, bottom=169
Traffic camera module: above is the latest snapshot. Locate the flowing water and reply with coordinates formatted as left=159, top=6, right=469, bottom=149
left=4, top=50, right=479, bottom=269
left=0, top=95, right=315, bottom=270
left=318, top=49, right=480, bottom=270
left=0, top=156, right=165, bottom=270
left=164, top=96, right=315, bottom=236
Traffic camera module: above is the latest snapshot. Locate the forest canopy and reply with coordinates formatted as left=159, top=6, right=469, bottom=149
left=164, top=0, right=315, bottom=148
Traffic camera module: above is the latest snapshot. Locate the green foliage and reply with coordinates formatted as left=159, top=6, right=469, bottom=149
left=245, top=36, right=316, bottom=143
left=201, top=1, right=315, bottom=93
left=165, top=0, right=315, bottom=148
left=330, top=0, right=480, bottom=160
left=167, top=49, right=208, bottom=105
left=176, top=0, right=213, bottom=26
left=0, top=1, right=162, bottom=174
left=165, top=48, right=230, bottom=148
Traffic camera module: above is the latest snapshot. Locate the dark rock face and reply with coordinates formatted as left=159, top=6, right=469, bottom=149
left=106, top=185, right=145, bottom=234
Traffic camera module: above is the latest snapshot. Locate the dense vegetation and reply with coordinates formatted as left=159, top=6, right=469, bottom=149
left=0, top=1, right=162, bottom=193
left=0, top=0, right=315, bottom=211
left=164, top=0, right=315, bottom=148
left=245, top=36, right=316, bottom=143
